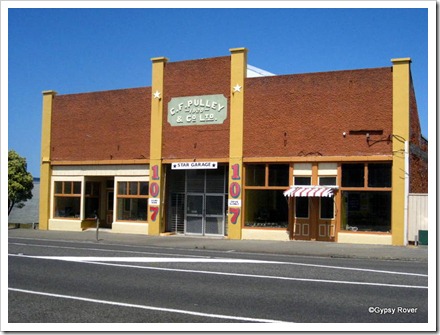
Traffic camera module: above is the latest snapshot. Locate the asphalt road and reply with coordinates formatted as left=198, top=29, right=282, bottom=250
left=7, top=235, right=429, bottom=329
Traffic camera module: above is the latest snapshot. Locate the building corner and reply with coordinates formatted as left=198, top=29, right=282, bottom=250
left=39, top=90, right=57, bottom=230
left=391, top=58, right=411, bottom=246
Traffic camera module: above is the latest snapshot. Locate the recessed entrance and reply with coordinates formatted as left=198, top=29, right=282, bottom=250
left=166, top=165, right=228, bottom=236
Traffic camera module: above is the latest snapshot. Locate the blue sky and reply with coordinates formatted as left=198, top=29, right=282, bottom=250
left=4, top=3, right=432, bottom=177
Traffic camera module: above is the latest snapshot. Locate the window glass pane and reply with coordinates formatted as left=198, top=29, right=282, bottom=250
left=73, top=182, right=81, bottom=194
left=342, top=164, right=364, bottom=187
left=368, top=163, right=392, bottom=187
left=206, top=167, right=227, bottom=193
left=187, top=170, right=205, bottom=192
left=64, top=182, right=72, bottom=194
left=244, top=190, right=288, bottom=228
left=294, top=177, right=311, bottom=185
left=118, top=182, right=127, bottom=195
left=245, top=164, right=265, bottom=186
left=129, top=182, right=138, bottom=195
left=319, top=177, right=337, bottom=186
left=320, top=197, right=334, bottom=219
left=295, top=197, right=309, bottom=218
left=139, top=182, right=149, bottom=195
left=268, top=164, right=289, bottom=186
left=117, top=198, right=147, bottom=221
left=205, top=196, right=223, bottom=216
left=54, top=196, right=80, bottom=218
left=55, top=181, right=62, bottom=194
left=342, top=191, right=391, bottom=232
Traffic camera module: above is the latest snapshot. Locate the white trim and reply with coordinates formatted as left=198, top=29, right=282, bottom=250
left=52, top=165, right=149, bottom=176
left=114, top=176, right=149, bottom=182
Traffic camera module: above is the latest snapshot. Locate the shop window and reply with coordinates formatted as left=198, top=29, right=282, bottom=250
left=245, top=164, right=265, bottom=186
left=342, top=191, right=391, bottom=232
left=54, top=181, right=81, bottom=219
left=342, top=164, right=364, bottom=187
left=244, top=190, right=288, bottom=228
left=85, top=182, right=100, bottom=219
left=116, top=181, right=149, bottom=222
left=341, top=163, right=391, bottom=232
left=244, top=164, right=290, bottom=228
left=368, top=163, right=392, bottom=187
left=268, top=164, right=289, bottom=186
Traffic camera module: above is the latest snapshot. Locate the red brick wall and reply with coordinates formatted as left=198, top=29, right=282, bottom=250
left=410, top=154, right=428, bottom=193
left=162, top=56, right=231, bottom=159
left=243, top=67, right=393, bottom=158
left=51, top=87, right=150, bottom=161
left=409, top=77, right=428, bottom=193
left=50, top=62, right=402, bottom=166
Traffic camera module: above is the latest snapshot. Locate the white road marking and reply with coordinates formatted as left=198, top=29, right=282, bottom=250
left=9, top=254, right=428, bottom=289
left=14, top=255, right=281, bottom=264
left=9, top=237, right=428, bottom=276
left=8, top=242, right=209, bottom=259
left=8, top=245, right=427, bottom=277
left=8, top=287, right=289, bottom=323
left=83, top=260, right=428, bottom=290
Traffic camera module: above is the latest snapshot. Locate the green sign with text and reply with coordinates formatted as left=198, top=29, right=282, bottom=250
left=168, top=94, right=227, bottom=126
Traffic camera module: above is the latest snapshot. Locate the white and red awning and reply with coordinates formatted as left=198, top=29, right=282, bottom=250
left=283, top=185, right=338, bottom=198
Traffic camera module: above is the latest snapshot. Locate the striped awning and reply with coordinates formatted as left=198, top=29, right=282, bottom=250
left=283, top=185, right=338, bottom=198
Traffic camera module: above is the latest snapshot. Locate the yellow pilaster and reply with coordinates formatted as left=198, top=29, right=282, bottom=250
left=39, top=90, right=57, bottom=230
left=227, top=47, right=247, bottom=240
left=391, top=58, right=411, bottom=246
left=148, top=57, right=168, bottom=235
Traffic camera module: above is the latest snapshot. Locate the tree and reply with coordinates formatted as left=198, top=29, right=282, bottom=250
left=8, top=150, right=34, bottom=215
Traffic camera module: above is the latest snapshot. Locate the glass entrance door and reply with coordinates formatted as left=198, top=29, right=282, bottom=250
left=185, top=194, right=204, bottom=234
left=185, top=194, right=225, bottom=236
left=205, top=195, right=225, bottom=235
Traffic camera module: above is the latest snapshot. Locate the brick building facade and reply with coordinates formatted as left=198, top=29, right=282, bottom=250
left=39, top=48, right=427, bottom=245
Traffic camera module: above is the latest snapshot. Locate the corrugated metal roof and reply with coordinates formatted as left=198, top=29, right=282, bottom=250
left=247, top=64, right=275, bottom=78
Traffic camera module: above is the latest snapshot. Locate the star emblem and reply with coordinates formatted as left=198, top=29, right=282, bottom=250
left=153, top=90, right=161, bottom=99
left=233, top=84, right=242, bottom=93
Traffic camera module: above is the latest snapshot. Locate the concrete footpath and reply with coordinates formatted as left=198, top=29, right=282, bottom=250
left=7, top=228, right=429, bottom=262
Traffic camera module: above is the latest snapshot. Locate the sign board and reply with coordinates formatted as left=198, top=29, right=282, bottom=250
left=148, top=198, right=160, bottom=206
left=168, top=94, right=227, bottom=126
left=171, top=162, right=218, bottom=170
left=228, top=199, right=242, bottom=207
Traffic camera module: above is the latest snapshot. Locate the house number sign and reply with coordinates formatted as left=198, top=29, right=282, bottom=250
left=168, top=94, right=227, bottom=126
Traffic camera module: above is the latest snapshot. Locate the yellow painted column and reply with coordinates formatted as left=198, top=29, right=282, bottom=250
left=39, top=90, right=57, bottom=230
left=148, top=57, right=168, bottom=235
left=227, top=47, right=247, bottom=240
left=391, top=58, right=411, bottom=246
